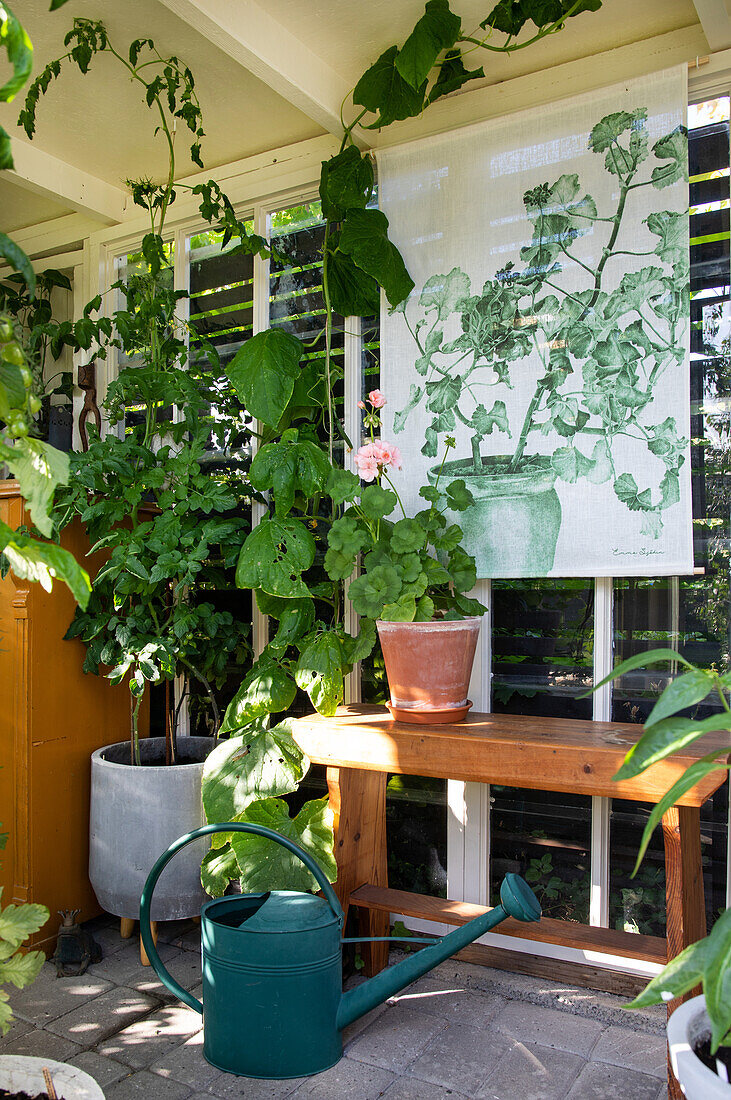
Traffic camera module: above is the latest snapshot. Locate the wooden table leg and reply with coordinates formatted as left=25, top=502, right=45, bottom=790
left=327, top=765, right=389, bottom=976
left=663, top=804, right=706, bottom=1100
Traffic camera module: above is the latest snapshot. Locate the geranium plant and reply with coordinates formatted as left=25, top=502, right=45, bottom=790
left=325, top=390, right=486, bottom=623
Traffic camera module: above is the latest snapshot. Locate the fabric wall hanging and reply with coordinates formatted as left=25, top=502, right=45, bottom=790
left=377, top=67, right=692, bottom=578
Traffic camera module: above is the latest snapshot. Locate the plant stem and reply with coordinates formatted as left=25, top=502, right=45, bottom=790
left=179, top=656, right=221, bottom=736
left=470, top=435, right=482, bottom=475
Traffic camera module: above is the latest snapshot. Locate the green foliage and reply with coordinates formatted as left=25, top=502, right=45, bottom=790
left=586, top=647, right=731, bottom=1051
left=58, top=407, right=252, bottom=759
left=0, top=821, right=48, bottom=1034
left=229, top=797, right=337, bottom=893
left=227, top=330, right=304, bottom=429
left=0, top=3, right=33, bottom=170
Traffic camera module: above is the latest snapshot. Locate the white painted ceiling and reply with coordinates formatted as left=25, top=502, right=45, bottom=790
left=0, top=0, right=711, bottom=234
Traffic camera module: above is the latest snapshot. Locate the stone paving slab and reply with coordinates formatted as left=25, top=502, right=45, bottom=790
left=45, top=986, right=160, bottom=1047
left=382, top=1079, right=472, bottom=1098
left=290, top=1055, right=396, bottom=1098
left=478, top=1039, right=584, bottom=1100
left=0, top=1027, right=81, bottom=1062
left=407, top=1020, right=513, bottom=1097
left=98, top=1003, right=202, bottom=1068
left=67, top=1049, right=130, bottom=1089
left=8, top=965, right=114, bottom=1025
left=106, top=1068, right=193, bottom=1099
left=391, top=976, right=506, bottom=1028
left=565, top=1059, right=665, bottom=1100
left=590, top=1021, right=668, bottom=1078
left=492, top=999, right=604, bottom=1057
left=345, top=1001, right=447, bottom=1073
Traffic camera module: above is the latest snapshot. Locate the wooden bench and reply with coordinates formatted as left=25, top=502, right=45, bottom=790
left=292, top=704, right=730, bottom=1100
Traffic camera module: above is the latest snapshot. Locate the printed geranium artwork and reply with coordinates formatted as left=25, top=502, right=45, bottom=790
left=378, top=69, right=694, bottom=578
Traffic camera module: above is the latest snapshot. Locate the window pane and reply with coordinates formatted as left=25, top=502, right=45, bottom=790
left=490, top=579, right=593, bottom=920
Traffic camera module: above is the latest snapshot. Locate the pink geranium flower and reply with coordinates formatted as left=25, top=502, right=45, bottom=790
left=355, top=438, right=402, bottom=481
left=368, top=389, right=387, bottom=408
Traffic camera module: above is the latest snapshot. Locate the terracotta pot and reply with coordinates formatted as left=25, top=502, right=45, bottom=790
left=376, top=617, right=482, bottom=724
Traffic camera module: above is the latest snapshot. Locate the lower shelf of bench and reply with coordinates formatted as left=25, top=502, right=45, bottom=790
left=350, top=884, right=667, bottom=965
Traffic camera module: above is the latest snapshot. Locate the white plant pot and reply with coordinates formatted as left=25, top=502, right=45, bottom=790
left=0, top=1055, right=104, bottom=1098
left=667, top=994, right=731, bottom=1098
left=89, top=736, right=214, bottom=922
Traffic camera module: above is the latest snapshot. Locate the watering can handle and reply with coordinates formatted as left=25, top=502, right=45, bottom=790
left=139, top=821, right=344, bottom=1015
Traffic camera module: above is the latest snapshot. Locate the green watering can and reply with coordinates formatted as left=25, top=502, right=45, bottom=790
left=139, top=822, right=541, bottom=1080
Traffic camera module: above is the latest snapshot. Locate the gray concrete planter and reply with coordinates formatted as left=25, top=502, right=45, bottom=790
left=0, top=1056, right=104, bottom=1098
left=89, top=737, right=214, bottom=922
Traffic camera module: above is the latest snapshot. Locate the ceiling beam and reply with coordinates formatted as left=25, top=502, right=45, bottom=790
left=9, top=214, right=104, bottom=258
left=692, top=0, right=731, bottom=52
left=6, top=139, right=128, bottom=225
left=157, top=0, right=352, bottom=140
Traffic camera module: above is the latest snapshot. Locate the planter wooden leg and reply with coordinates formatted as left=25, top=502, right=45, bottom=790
left=140, top=921, right=158, bottom=967
left=120, top=918, right=135, bottom=939
left=327, top=765, right=389, bottom=976
left=663, top=805, right=706, bottom=1100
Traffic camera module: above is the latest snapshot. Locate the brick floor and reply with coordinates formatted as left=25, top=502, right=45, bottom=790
left=7, top=915, right=668, bottom=1099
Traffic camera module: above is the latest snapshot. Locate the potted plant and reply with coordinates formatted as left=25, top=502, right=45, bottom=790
left=22, top=17, right=271, bottom=924
left=391, top=110, right=689, bottom=576
left=324, top=389, right=486, bottom=722
left=587, top=650, right=731, bottom=1096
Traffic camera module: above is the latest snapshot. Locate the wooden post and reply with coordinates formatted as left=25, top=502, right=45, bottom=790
left=663, top=805, right=706, bottom=1100
left=327, top=766, right=389, bottom=975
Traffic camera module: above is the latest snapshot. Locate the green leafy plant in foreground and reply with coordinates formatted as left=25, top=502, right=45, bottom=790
left=585, top=650, right=731, bottom=1054
left=0, top=828, right=48, bottom=1034
left=0, top=1, right=89, bottom=607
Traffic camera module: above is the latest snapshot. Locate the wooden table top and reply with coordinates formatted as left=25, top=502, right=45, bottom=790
left=291, top=705, right=730, bottom=806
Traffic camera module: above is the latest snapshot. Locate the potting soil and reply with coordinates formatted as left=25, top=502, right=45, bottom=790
left=694, top=1035, right=731, bottom=1081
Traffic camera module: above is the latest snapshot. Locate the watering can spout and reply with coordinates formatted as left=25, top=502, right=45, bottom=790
left=336, top=874, right=540, bottom=1031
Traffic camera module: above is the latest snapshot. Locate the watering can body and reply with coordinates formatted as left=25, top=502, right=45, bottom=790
left=140, top=822, right=541, bottom=1079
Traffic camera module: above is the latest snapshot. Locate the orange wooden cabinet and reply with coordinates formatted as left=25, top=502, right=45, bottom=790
left=0, top=481, right=132, bottom=951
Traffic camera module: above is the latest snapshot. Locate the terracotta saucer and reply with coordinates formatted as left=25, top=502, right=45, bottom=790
left=386, top=701, right=473, bottom=725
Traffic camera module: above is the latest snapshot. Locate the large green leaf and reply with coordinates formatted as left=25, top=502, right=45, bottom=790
left=0, top=521, right=91, bottom=608
left=395, top=0, right=461, bottom=90
left=226, top=329, right=303, bottom=427
left=643, top=669, right=716, bottom=730
left=202, top=719, right=308, bottom=824
left=2, top=437, right=68, bottom=536
left=420, top=268, right=471, bottom=321
left=200, top=843, right=239, bottom=897
left=295, top=631, right=347, bottom=716
left=0, top=6, right=33, bottom=105
left=581, top=647, right=692, bottom=698
left=338, top=209, right=414, bottom=307
left=319, top=146, right=373, bottom=221
left=628, top=755, right=730, bottom=874
left=614, top=712, right=731, bottom=782
left=627, top=935, right=708, bottom=1009
left=235, top=517, right=315, bottom=598
left=230, top=796, right=336, bottom=893
left=353, top=45, right=427, bottom=128
left=220, top=659, right=297, bottom=733
left=0, top=901, right=48, bottom=947
left=428, top=50, right=484, bottom=104
left=0, top=235, right=34, bottom=294
left=249, top=430, right=331, bottom=517
left=0, top=948, right=45, bottom=989
left=325, top=247, right=381, bottom=317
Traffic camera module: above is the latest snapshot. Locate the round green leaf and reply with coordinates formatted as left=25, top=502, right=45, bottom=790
left=230, top=796, right=336, bottom=893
